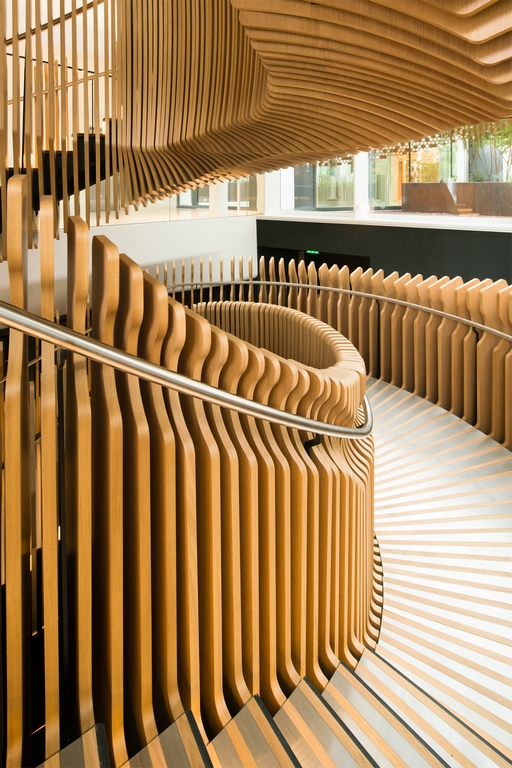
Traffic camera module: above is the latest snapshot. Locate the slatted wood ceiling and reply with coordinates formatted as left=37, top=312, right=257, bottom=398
left=0, top=0, right=511, bottom=233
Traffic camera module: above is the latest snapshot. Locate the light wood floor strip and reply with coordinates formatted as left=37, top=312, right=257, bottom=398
left=357, top=652, right=512, bottom=768
left=369, top=378, right=512, bottom=760
left=326, top=665, right=447, bottom=767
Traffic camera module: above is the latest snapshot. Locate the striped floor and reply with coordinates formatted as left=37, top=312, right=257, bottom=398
left=367, top=378, right=512, bottom=762
left=93, top=378, right=512, bottom=767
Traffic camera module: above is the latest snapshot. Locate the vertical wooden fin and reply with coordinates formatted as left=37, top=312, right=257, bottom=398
left=66, top=216, right=95, bottom=737
left=4, top=175, right=30, bottom=768
left=115, top=253, right=158, bottom=753
left=39, top=199, right=60, bottom=758
left=162, top=298, right=203, bottom=738
left=90, top=235, right=128, bottom=767
left=202, top=325, right=252, bottom=710
left=178, top=308, right=231, bottom=736
left=138, top=273, right=184, bottom=724
left=219, top=334, right=261, bottom=695
left=238, top=345, right=286, bottom=713
left=476, top=279, right=507, bottom=433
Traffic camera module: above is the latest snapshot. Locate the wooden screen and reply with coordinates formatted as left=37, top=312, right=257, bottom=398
left=253, top=256, right=512, bottom=450
left=0, top=177, right=375, bottom=766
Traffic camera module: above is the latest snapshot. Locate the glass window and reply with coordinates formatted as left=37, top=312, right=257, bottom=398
left=177, top=185, right=210, bottom=208
left=369, top=138, right=469, bottom=209
left=316, top=164, right=353, bottom=209
left=294, top=161, right=354, bottom=210
left=228, top=176, right=258, bottom=210
left=370, top=152, right=408, bottom=208
left=294, top=164, right=315, bottom=210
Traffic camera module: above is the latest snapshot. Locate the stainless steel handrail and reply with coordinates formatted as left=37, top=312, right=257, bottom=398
left=0, top=300, right=372, bottom=440
left=179, top=279, right=512, bottom=343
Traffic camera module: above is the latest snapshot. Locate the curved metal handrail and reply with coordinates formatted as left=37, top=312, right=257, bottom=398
left=0, top=300, right=372, bottom=440
left=175, top=279, right=512, bottom=343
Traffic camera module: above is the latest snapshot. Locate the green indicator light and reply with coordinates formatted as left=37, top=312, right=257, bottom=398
left=306, top=250, right=320, bottom=255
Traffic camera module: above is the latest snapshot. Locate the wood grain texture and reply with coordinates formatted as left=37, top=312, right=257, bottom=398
left=8, top=223, right=512, bottom=765
left=4, top=176, right=30, bottom=767
left=90, top=235, right=128, bottom=767
left=138, top=273, right=184, bottom=725
left=161, top=299, right=202, bottom=738
left=65, top=216, right=95, bottom=737
left=259, top=256, right=512, bottom=445
left=39, top=199, right=60, bottom=758
left=115, top=252, right=158, bottom=753
left=2, top=0, right=512, bottom=230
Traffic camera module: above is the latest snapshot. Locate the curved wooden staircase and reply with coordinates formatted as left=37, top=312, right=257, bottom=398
left=118, top=379, right=512, bottom=768
left=2, top=184, right=510, bottom=766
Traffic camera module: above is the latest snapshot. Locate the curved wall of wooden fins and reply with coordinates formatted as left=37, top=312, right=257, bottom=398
left=254, top=256, right=512, bottom=449
left=0, top=180, right=375, bottom=766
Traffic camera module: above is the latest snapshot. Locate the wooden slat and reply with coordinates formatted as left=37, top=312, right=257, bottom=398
left=138, top=273, right=184, bottom=723
left=39, top=199, right=60, bottom=758
left=115, top=252, right=158, bottom=752
left=46, top=0, right=58, bottom=235
left=4, top=175, right=30, bottom=768
left=490, top=285, right=512, bottom=444
left=0, top=0, right=6, bottom=254
left=161, top=298, right=203, bottom=738
left=476, top=279, right=507, bottom=434
left=201, top=324, right=252, bottom=710
left=400, top=273, right=422, bottom=392
left=177, top=307, right=231, bottom=735
left=90, top=234, right=128, bottom=766
left=464, top=278, right=492, bottom=424
left=237, top=344, right=286, bottom=713
left=65, top=216, right=95, bottom=736
left=435, top=276, right=463, bottom=410
left=59, top=0, right=70, bottom=227
left=82, top=0, right=90, bottom=223
left=218, top=333, right=261, bottom=695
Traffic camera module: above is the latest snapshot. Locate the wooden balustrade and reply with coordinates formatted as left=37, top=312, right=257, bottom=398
left=0, top=177, right=375, bottom=766
left=2, top=174, right=511, bottom=765
left=254, top=255, right=512, bottom=450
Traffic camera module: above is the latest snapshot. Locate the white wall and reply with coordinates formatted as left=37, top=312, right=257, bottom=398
left=0, top=214, right=258, bottom=316
left=280, top=167, right=295, bottom=210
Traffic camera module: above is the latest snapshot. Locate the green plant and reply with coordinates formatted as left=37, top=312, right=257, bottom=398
left=460, top=120, right=512, bottom=182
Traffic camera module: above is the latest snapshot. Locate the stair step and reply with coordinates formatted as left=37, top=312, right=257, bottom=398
left=323, top=663, right=447, bottom=768
left=356, top=649, right=512, bottom=768
left=37, top=724, right=110, bottom=767
left=368, top=379, right=512, bottom=761
left=274, top=678, right=376, bottom=767
left=123, top=712, right=212, bottom=767
left=209, top=696, right=299, bottom=767
left=376, top=639, right=512, bottom=760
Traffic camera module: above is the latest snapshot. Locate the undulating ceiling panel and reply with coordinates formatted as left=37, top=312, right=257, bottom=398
left=0, top=0, right=511, bottom=233
left=117, top=0, right=511, bottom=203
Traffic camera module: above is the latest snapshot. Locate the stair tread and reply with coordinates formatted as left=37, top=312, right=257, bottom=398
left=324, top=664, right=447, bottom=768
left=356, top=650, right=511, bottom=768
left=274, top=679, right=376, bottom=767
left=37, top=725, right=110, bottom=768
left=209, top=696, right=299, bottom=768
left=368, top=379, right=512, bottom=759
left=123, top=712, right=212, bottom=767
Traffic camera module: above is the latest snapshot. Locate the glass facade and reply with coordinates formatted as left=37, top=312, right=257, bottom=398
left=368, top=124, right=512, bottom=213
left=369, top=139, right=469, bottom=209
left=228, top=176, right=258, bottom=211
left=177, top=185, right=210, bottom=208
left=294, top=162, right=354, bottom=210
